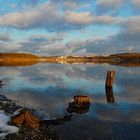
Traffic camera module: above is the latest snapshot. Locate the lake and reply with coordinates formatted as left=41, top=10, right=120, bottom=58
left=0, top=63, right=140, bottom=140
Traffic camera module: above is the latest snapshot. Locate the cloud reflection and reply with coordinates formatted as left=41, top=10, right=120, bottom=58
left=0, top=64, right=139, bottom=123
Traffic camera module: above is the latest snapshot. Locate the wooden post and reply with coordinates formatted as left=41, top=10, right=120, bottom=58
left=105, top=70, right=115, bottom=89
left=105, top=70, right=115, bottom=103
left=106, top=88, right=115, bottom=103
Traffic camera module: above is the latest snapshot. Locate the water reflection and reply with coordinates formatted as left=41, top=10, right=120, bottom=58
left=0, top=59, right=140, bottom=68
left=41, top=114, right=73, bottom=126
left=0, top=64, right=139, bottom=116
left=105, top=87, right=115, bottom=103
left=0, top=63, right=140, bottom=139
left=0, top=60, right=39, bottom=67
left=108, top=60, right=140, bottom=67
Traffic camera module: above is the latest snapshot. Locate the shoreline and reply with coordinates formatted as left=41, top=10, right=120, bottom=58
left=0, top=52, right=140, bottom=67
left=0, top=94, right=59, bottom=140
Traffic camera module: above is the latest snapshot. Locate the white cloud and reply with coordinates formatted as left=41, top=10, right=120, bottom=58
left=10, top=4, right=16, bottom=8
left=1, top=14, right=140, bottom=55
left=0, top=1, right=140, bottom=55
left=0, top=3, right=60, bottom=30
left=65, top=12, right=94, bottom=25
left=122, top=16, right=140, bottom=33
left=0, top=2, right=126, bottom=31
left=97, top=0, right=124, bottom=6
left=0, top=33, right=11, bottom=42
left=132, top=0, right=140, bottom=7
left=96, top=0, right=125, bottom=15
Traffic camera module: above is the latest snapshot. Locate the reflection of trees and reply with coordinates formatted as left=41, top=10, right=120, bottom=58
left=109, top=60, right=140, bottom=67
left=0, top=60, right=39, bottom=67
left=93, top=59, right=140, bottom=67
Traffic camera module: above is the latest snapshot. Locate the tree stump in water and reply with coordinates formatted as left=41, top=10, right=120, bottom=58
left=105, top=70, right=115, bottom=103
left=67, top=95, right=90, bottom=114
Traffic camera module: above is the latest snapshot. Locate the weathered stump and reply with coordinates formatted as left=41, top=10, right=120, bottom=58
left=73, top=95, right=90, bottom=105
left=105, top=70, right=115, bottom=89
left=67, top=95, right=90, bottom=114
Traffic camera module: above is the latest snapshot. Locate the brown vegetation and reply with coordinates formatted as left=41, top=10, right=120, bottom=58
left=0, top=53, right=40, bottom=66
left=109, top=53, right=140, bottom=59
left=0, top=53, right=40, bottom=59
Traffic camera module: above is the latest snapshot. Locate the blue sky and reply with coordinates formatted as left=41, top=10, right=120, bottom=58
left=0, top=0, right=140, bottom=55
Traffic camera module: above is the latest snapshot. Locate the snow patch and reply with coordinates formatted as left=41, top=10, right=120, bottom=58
left=0, top=110, right=19, bottom=139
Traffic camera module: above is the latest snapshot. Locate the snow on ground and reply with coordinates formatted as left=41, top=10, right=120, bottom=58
left=0, top=110, right=19, bottom=139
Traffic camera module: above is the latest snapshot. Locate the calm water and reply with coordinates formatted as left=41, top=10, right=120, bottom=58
left=0, top=63, right=140, bottom=140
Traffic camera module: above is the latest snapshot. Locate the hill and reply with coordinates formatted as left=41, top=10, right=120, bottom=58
left=0, top=53, right=40, bottom=60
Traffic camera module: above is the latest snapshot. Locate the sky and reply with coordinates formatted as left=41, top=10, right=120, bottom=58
left=0, top=0, right=140, bottom=56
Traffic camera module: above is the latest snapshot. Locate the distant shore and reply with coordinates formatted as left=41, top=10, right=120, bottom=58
left=0, top=52, right=140, bottom=67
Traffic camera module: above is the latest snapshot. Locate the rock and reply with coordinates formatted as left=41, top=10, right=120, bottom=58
left=11, top=109, right=41, bottom=129
left=0, top=94, right=9, bottom=101
left=0, top=95, right=21, bottom=114
left=0, top=80, right=5, bottom=90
